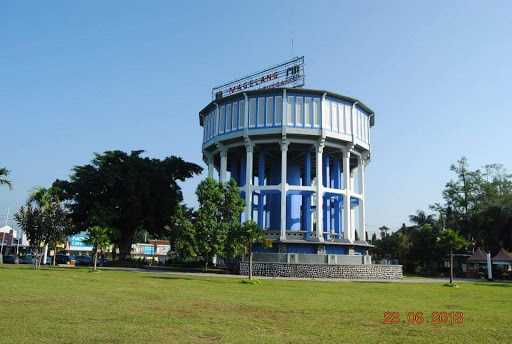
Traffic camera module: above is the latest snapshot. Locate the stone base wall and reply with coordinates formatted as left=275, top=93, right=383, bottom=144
left=240, top=262, right=403, bottom=280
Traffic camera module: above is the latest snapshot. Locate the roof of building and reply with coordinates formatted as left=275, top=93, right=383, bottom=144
left=0, top=225, right=13, bottom=234
left=467, top=248, right=488, bottom=262
left=492, top=248, right=512, bottom=263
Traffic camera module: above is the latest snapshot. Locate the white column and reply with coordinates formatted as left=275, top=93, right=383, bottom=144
left=219, top=149, right=227, bottom=183
left=315, top=140, right=324, bottom=242
left=358, top=156, right=366, bottom=242
left=343, top=149, right=353, bottom=241
left=43, top=244, right=48, bottom=264
left=280, top=140, right=288, bottom=241
left=244, top=143, right=254, bottom=221
left=206, top=153, right=214, bottom=179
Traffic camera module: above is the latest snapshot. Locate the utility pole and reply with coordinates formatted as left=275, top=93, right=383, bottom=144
left=449, top=248, right=454, bottom=285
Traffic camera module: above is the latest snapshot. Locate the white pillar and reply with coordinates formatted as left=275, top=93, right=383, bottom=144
left=315, top=141, right=324, bottom=242
left=244, top=143, right=253, bottom=221
left=43, top=244, right=48, bottom=265
left=486, top=252, right=493, bottom=280
left=219, top=149, right=227, bottom=183
left=206, top=153, right=214, bottom=179
left=343, top=149, right=353, bottom=241
left=358, top=156, right=366, bottom=242
left=280, top=140, right=288, bottom=241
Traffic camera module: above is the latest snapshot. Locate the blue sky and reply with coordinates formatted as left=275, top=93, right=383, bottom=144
left=1, top=1, right=512, bottom=236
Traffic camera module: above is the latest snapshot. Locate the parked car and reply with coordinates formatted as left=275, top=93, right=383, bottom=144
left=45, top=255, right=56, bottom=265
left=56, top=254, right=75, bottom=265
left=98, top=257, right=111, bottom=267
left=2, top=255, right=19, bottom=264
left=19, top=255, right=35, bottom=264
left=75, top=255, right=92, bottom=266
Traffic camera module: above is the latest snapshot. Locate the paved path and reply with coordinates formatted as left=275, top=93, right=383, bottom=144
left=99, top=266, right=501, bottom=284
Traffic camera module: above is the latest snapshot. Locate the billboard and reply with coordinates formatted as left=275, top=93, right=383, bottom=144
left=212, top=56, right=305, bottom=99
left=68, top=232, right=93, bottom=251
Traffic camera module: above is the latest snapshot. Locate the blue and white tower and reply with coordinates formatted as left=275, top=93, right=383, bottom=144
left=199, top=87, right=374, bottom=257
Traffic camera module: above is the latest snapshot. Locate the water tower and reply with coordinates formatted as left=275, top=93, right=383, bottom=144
left=199, top=57, right=374, bottom=258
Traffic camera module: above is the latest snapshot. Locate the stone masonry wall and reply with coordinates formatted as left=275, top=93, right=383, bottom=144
left=239, top=262, right=403, bottom=280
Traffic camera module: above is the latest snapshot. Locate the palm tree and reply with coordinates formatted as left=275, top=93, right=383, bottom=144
left=409, top=210, right=436, bottom=226
left=28, top=187, right=53, bottom=208
left=84, top=226, right=111, bottom=271
left=379, top=225, right=390, bottom=239
left=0, top=167, right=12, bottom=189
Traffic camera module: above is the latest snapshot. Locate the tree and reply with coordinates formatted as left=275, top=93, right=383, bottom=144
left=442, top=157, right=484, bottom=240
left=438, top=158, right=512, bottom=253
left=379, top=226, right=390, bottom=239
left=0, top=167, right=12, bottom=189
left=14, top=187, right=69, bottom=269
left=192, top=178, right=246, bottom=271
left=14, top=204, right=44, bottom=269
left=409, top=210, right=436, bottom=227
left=53, top=150, right=202, bottom=260
left=168, top=205, right=197, bottom=260
left=84, top=226, right=111, bottom=271
left=194, top=178, right=227, bottom=271
left=29, top=187, right=69, bottom=266
left=228, top=220, right=264, bottom=280
left=437, top=228, right=468, bottom=284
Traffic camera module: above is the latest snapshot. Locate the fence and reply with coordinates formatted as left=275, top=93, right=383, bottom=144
left=244, top=252, right=370, bottom=265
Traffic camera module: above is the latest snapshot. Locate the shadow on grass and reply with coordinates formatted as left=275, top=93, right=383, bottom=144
left=350, top=281, right=394, bottom=284
left=144, top=274, right=240, bottom=284
left=473, top=282, right=512, bottom=287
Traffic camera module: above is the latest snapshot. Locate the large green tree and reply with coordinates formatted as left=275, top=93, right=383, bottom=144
left=193, top=178, right=245, bottom=271
left=438, top=158, right=512, bottom=252
left=372, top=157, right=511, bottom=275
left=53, top=150, right=202, bottom=260
left=168, top=205, right=197, bottom=260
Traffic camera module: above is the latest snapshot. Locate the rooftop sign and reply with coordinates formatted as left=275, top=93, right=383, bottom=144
left=212, top=56, right=305, bottom=100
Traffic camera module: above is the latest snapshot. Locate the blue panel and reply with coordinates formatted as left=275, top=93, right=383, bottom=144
left=286, top=162, right=302, bottom=231
left=253, top=244, right=278, bottom=253
left=68, top=232, right=93, bottom=250
left=351, top=197, right=360, bottom=207
left=322, top=154, right=330, bottom=187
left=257, top=151, right=266, bottom=228
left=269, top=159, right=281, bottom=229
left=354, top=247, right=366, bottom=255
left=303, top=151, right=313, bottom=239
left=143, top=246, right=155, bottom=255
left=325, top=245, right=348, bottom=255
left=229, top=157, right=239, bottom=184
left=287, top=244, right=316, bottom=254
left=334, top=195, right=341, bottom=239
left=332, top=159, right=340, bottom=189
left=239, top=154, right=246, bottom=187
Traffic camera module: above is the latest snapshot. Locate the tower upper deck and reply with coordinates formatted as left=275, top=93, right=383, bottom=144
left=199, top=88, right=375, bottom=153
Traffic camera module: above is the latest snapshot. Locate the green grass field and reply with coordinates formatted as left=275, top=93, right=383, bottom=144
left=0, top=266, right=511, bottom=344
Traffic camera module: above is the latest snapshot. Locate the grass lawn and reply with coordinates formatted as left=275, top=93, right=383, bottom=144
left=0, top=266, right=511, bottom=344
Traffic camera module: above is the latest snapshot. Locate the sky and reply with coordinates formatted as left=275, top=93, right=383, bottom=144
left=1, top=1, right=512, bottom=236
